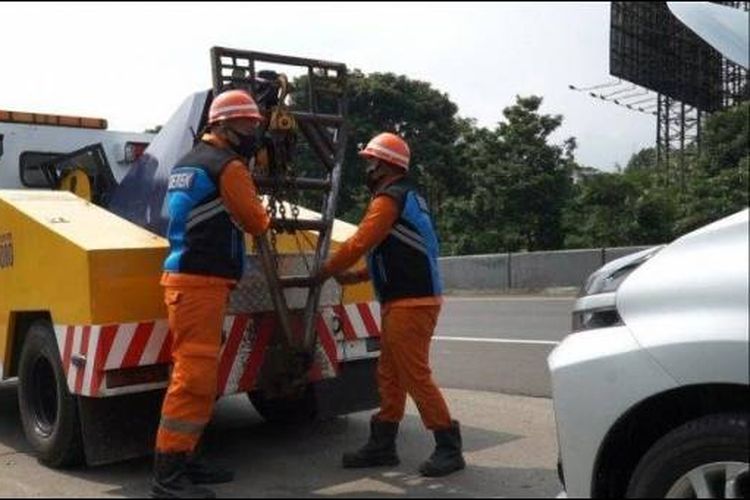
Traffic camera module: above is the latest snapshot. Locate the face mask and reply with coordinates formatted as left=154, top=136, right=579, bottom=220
left=228, top=129, right=259, bottom=159
left=365, top=160, right=381, bottom=192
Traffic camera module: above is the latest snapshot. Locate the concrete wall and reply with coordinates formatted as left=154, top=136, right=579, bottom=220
left=440, top=254, right=509, bottom=292
left=509, top=249, right=603, bottom=290
left=440, top=245, right=661, bottom=292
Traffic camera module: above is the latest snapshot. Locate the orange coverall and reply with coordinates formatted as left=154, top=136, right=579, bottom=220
left=156, top=134, right=270, bottom=454
left=321, top=184, right=452, bottom=431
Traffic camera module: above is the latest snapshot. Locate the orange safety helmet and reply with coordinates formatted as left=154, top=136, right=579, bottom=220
left=359, top=132, right=410, bottom=170
left=208, top=89, right=264, bottom=125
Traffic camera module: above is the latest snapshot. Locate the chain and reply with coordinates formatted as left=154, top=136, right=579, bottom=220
left=292, top=225, right=312, bottom=275
left=284, top=145, right=316, bottom=275
left=259, top=73, right=312, bottom=273
left=291, top=202, right=300, bottom=221
left=286, top=158, right=313, bottom=274
left=288, top=159, right=300, bottom=224
left=265, top=193, right=280, bottom=269
left=277, top=195, right=287, bottom=222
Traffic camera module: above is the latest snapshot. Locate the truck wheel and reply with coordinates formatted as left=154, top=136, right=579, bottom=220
left=247, top=386, right=317, bottom=425
left=17, top=320, right=84, bottom=468
left=626, top=413, right=749, bottom=498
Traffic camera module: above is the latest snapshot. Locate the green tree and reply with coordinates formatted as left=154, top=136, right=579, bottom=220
left=343, top=71, right=464, bottom=221
left=625, top=147, right=657, bottom=173
left=563, top=171, right=677, bottom=248
left=442, top=96, right=576, bottom=254
left=578, top=101, right=749, bottom=247
left=291, top=71, right=464, bottom=223
left=284, top=71, right=746, bottom=256
left=677, top=101, right=750, bottom=233
left=440, top=118, right=507, bottom=254
left=698, top=101, right=749, bottom=176
left=564, top=172, right=636, bottom=248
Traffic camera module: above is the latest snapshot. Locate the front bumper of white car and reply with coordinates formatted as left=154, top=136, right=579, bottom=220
left=548, top=325, right=678, bottom=497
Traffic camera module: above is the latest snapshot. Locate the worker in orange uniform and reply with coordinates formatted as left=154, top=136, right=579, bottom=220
left=153, top=89, right=271, bottom=498
left=315, top=132, right=465, bottom=478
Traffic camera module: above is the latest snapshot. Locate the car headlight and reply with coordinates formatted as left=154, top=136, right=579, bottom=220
left=573, top=246, right=664, bottom=333
left=572, top=303, right=622, bottom=332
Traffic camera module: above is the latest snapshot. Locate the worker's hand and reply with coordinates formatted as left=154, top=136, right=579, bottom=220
left=334, top=271, right=368, bottom=286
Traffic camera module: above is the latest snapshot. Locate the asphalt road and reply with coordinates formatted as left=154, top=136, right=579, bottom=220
left=432, top=296, right=575, bottom=397
left=436, top=296, right=574, bottom=342
left=0, top=386, right=560, bottom=498
left=0, top=295, right=575, bottom=497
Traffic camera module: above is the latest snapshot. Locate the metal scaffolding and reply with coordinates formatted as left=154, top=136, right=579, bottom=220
left=655, top=95, right=704, bottom=190
left=571, top=2, right=748, bottom=188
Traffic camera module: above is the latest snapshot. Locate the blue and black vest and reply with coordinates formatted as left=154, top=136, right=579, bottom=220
left=368, top=178, right=443, bottom=303
left=163, top=141, right=246, bottom=280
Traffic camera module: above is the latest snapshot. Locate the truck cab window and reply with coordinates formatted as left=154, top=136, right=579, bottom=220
left=20, top=145, right=116, bottom=206
left=20, top=151, right=62, bottom=188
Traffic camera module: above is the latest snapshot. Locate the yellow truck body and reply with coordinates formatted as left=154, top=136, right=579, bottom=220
left=0, top=190, right=374, bottom=381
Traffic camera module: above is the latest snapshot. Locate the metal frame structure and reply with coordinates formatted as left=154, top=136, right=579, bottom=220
left=571, top=2, right=748, bottom=185
left=655, top=95, right=703, bottom=189
left=610, top=2, right=725, bottom=112
left=722, top=55, right=749, bottom=109
left=210, top=47, right=348, bottom=372
left=658, top=1, right=748, bottom=186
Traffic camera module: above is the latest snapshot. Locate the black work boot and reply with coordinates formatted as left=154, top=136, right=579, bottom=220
left=186, top=455, right=235, bottom=485
left=342, top=417, right=400, bottom=468
left=151, top=452, right=216, bottom=499
left=419, top=420, right=466, bottom=477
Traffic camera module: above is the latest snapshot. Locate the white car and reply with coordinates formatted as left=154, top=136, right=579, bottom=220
left=549, top=209, right=749, bottom=498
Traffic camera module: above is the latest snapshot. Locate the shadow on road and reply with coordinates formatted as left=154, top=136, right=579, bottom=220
left=0, top=386, right=558, bottom=498
left=0, top=382, right=32, bottom=456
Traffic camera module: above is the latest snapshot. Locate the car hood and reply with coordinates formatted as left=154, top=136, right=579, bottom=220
left=616, top=209, right=749, bottom=385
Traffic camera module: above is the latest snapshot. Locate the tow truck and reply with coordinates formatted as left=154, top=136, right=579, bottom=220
left=0, top=48, right=381, bottom=467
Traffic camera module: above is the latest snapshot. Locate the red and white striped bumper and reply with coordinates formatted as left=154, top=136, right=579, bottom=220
left=53, top=302, right=381, bottom=397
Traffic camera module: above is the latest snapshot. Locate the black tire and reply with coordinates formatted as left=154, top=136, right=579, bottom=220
left=627, top=413, right=749, bottom=498
left=17, top=319, right=84, bottom=468
left=247, top=386, right=317, bottom=425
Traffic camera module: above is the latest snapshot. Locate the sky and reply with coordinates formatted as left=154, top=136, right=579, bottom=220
left=0, top=1, right=657, bottom=171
